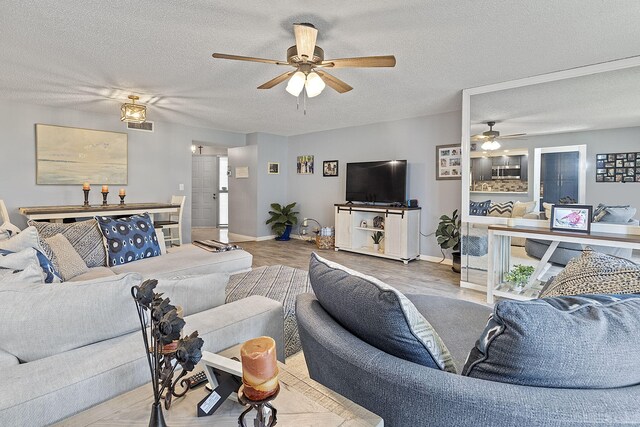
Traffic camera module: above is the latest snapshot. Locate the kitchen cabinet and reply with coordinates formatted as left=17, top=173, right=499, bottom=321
left=471, top=157, right=492, bottom=182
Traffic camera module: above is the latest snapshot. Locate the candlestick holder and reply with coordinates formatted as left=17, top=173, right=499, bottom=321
left=101, top=191, right=109, bottom=206
left=119, top=195, right=126, bottom=205
left=83, top=189, right=90, bottom=207
left=237, top=384, right=279, bottom=427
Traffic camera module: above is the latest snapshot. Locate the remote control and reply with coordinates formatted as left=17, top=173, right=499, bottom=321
left=186, top=371, right=208, bottom=388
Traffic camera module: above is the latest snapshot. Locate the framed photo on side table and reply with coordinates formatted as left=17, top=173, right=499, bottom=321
left=323, top=160, right=338, bottom=177
left=436, top=144, right=461, bottom=180
left=550, top=205, right=592, bottom=234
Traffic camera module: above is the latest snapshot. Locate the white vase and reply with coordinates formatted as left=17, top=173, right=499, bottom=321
left=373, top=243, right=380, bottom=252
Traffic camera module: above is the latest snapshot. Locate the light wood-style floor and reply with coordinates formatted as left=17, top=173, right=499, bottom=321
left=236, top=238, right=488, bottom=306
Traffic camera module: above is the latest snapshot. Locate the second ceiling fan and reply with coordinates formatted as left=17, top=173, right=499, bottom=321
left=212, top=23, right=396, bottom=98
left=471, top=121, right=526, bottom=150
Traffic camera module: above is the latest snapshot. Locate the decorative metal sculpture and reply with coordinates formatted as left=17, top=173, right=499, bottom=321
left=132, top=279, right=204, bottom=427
left=238, top=384, right=280, bottom=427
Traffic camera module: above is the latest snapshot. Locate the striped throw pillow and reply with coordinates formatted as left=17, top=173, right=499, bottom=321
left=488, top=201, right=514, bottom=217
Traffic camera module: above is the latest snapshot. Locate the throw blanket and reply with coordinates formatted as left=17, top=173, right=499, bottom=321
left=193, top=239, right=242, bottom=253
left=226, top=265, right=312, bottom=357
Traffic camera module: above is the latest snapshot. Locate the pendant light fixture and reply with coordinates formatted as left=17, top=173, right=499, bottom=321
left=120, top=95, right=147, bottom=123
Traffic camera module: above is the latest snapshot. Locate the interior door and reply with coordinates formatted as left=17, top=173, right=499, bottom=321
left=192, top=156, right=218, bottom=227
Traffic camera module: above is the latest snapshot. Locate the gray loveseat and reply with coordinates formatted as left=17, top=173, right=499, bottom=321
left=297, top=292, right=640, bottom=427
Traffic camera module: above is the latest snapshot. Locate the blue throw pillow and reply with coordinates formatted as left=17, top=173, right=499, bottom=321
left=469, top=200, right=491, bottom=216
left=0, top=248, right=61, bottom=283
left=462, top=294, right=640, bottom=388
left=308, top=253, right=456, bottom=372
left=96, top=213, right=161, bottom=266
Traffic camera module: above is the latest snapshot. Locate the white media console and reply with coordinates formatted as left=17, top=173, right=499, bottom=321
left=334, top=204, right=421, bottom=264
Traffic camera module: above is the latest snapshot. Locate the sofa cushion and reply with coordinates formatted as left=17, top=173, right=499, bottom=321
left=28, top=219, right=107, bottom=268
left=45, top=234, right=89, bottom=281
left=0, top=273, right=142, bottom=362
left=0, top=226, right=43, bottom=253
left=463, top=294, right=640, bottom=388
left=96, top=213, right=161, bottom=267
left=540, top=249, right=640, bottom=297
left=469, top=200, right=491, bottom=216
left=487, top=201, right=513, bottom=218
left=308, top=253, right=456, bottom=372
left=156, top=272, right=229, bottom=317
left=68, top=266, right=116, bottom=282
left=511, top=200, right=536, bottom=218
left=111, top=244, right=253, bottom=278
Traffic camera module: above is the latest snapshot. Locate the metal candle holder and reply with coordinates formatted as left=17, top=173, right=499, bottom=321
left=237, top=384, right=279, bottom=427
left=119, top=195, right=126, bottom=205
left=101, top=191, right=109, bottom=206
left=83, top=189, right=90, bottom=207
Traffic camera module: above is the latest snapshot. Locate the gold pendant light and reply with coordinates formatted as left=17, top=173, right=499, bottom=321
left=120, top=95, right=147, bottom=123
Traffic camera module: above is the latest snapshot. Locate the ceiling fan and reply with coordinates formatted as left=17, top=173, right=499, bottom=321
left=212, top=23, right=396, bottom=98
left=471, top=121, right=526, bottom=150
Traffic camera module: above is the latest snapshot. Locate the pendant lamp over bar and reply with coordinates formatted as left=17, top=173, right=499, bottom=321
left=121, top=95, right=147, bottom=123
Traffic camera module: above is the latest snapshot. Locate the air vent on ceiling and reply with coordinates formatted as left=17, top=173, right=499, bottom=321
left=127, top=121, right=154, bottom=132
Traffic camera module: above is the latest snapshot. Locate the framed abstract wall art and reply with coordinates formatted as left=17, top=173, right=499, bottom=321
left=550, top=205, right=592, bottom=234
left=36, top=124, right=128, bottom=185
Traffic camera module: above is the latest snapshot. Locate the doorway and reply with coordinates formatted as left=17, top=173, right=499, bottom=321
left=192, top=155, right=218, bottom=227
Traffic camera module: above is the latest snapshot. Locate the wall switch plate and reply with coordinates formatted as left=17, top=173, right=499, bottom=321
left=179, top=184, right=184, bottom=191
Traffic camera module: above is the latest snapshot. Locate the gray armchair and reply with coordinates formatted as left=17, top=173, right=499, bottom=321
left=296, top=293, right=640, bottom=427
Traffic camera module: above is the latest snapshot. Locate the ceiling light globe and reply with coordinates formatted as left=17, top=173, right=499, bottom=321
left=286, top=71, right=306, bottom=96
left=305, top=72, right=325, bottom=98
left=481, top=140, right=501, bottom=151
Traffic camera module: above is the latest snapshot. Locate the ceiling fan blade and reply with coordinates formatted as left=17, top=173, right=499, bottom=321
left=471, top=134, right=488, bottom=141
left=293, top=23, right=318, bottom=61
left=212, top=53, right=289, bottom=65
left=498, top=133, right=527, bottom=139
left=320, top=55, right=396, bottom=68
left=315, top=70, right=353, bottom=94
left=257, top=71, right=295, bottom=89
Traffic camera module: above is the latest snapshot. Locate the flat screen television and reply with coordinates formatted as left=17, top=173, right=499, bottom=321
left=346, top=160, right=407, bottom=204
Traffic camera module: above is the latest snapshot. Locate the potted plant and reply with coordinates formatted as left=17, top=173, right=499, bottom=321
left=504, top=264, right=535, bottom=292
left=266, top=202, right=299, bottom=241
left=371, top=230, right=384, bottom=252
left=436, top=209, right=461, bottom=273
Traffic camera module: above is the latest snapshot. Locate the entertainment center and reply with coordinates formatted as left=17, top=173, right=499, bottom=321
left=334, top=204, right=421, bottom=264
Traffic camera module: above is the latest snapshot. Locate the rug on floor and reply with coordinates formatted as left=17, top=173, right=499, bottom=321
left=226, top=265, right=312, bottom=357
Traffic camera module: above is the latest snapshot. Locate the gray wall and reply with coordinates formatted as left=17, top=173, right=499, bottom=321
left=0, top=100, right=245, bottom=241
left=469, top=126, right=640, bottom=209
left=228, top=143, right=258, bottom=237
left=287, top=111, right=462, bottom=258
left=255, top=133, right=289, bottom=237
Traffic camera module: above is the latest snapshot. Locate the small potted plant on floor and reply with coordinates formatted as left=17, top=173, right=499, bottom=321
left=436, top=209, right=461, bottom=273
left=371, top=230, right=384, bottom=252
left=266, top=202, right=299, bottom=241
left=504, top=264, right=535, bottom=292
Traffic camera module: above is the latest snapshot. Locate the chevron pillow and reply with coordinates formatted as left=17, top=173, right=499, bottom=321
left=488, top=201, right=514, bottom=217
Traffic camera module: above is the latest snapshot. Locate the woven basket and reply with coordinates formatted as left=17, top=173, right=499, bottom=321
left=315, top=235, right=335, bottom=250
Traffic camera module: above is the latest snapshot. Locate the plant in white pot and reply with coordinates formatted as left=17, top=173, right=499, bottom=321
left=371, top=231, right=384, bottom=252
left=504, top=264, right=535, bottom=292
left=436, top=209, right=461, bottom=273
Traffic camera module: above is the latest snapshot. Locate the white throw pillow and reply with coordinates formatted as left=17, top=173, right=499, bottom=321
left=0, top=273, right=142, bottom=362
left=0, top=226, right=43, bottom=253
left=543, top=202, right=554, bottom=220
left=0, top=221, right=21, bottom=241
left=511, top=201, right=537, bottom=218
left=0, top=249, right=44, bottom=284
left=45, top=234, right=89, bottom=281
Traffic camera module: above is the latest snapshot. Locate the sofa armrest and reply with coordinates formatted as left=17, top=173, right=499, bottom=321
left=0, top=349, right=19, bottom=368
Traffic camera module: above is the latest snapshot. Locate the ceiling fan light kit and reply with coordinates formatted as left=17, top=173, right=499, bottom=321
left=120, top=95, right=146, bottom=123
left=211, top=22, right=396, bottom=108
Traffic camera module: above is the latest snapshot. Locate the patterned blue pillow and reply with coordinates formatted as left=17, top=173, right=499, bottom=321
left=96, top=213, right=161, bottom=266
left=462, top=294, right=640, bottom=388
left=469, top=200, right=491, bottom=216
left=0, top=248, right=62, bottom=283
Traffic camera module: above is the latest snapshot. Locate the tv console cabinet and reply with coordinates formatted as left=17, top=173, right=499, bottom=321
left=334, top=204, right=421, bottom=264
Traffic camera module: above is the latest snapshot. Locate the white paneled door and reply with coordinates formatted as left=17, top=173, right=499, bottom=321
left=192, top=155, right=218, bottom=227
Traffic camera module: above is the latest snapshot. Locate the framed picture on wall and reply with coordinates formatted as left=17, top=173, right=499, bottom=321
left=436, top=144, right=462, bottom=180
left=297, top=155, right=314, bottom=174
left=323, top=160, right=338, bottom=177
left=267, top=162, right=279, bottom=174
left=550, top=205, right=592, bottom=234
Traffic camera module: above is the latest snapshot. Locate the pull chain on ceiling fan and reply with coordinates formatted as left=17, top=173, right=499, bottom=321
left=212, top=23, right=396, bottom=108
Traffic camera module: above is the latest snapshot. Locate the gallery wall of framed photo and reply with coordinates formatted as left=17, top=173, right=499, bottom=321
left=595, top=152, right=640, bottom=183
left=436, top=144, right=462, bottom=180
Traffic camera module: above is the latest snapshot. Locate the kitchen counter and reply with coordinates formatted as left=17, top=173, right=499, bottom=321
left=470, top=191, right=529, bottom=195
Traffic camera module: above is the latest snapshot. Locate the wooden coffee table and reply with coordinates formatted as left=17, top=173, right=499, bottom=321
left=55, top=346, right=383, bottom=426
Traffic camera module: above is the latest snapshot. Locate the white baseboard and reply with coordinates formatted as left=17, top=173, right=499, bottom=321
left=228, top=232, right=277, bottom=242
left=256, top=235, right=277, bottom=241
left=419, top=254, right=452, bottom=266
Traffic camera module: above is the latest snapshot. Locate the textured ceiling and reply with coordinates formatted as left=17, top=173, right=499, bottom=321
left=470, top=66, right=640, bottom=137
left=1, top=1, right=640, bottom=136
